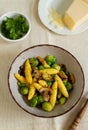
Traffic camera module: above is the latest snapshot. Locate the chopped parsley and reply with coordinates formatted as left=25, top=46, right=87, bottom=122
left=1, top=15, right=29, bottom=40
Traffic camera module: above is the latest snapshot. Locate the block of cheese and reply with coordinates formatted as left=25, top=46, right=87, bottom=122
left=63, top=0, right=88, bottom=30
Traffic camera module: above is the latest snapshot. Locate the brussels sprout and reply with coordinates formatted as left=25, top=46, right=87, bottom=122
left=63, top=80, right=67, bottom=86
left=65, top=82, right=73, bottom=91
left=45, top=55, right=57, bottom=65
left=38, top=95, right=44, bottom=103
left=29, top=96, right=38, bottom=107
left=38, top=65, right=44, bottom=70
left=42, top=102, right=53, bottom=111
left=17, top=81, right=26, bottom=87
left=59, top=97, right=67, bottom=105
left=52, top=64, right=61, bottom=71
left=20, top=86, right=29, bottom=95
left=47, top=80, right=53, bottom=86
left=29, top=57, right=39, bottom=67
left=46, top=61, right=51, bottom=66
left=65, top=70, right=70, bottom=75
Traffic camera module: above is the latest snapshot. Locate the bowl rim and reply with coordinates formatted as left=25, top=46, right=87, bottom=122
left=8, top=44, right=85, bottom=118
left=0, top=11, right=31, bottom=42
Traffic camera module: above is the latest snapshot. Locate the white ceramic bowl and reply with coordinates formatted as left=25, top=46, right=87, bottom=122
left=8, top=44, right=85, bottom=117
left=0, top=11, right=31, bottom=42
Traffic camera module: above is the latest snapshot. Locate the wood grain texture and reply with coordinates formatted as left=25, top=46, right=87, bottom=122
left=68, top=99, right=88, bottom=130
left=0, top=0, right=88, bottom=130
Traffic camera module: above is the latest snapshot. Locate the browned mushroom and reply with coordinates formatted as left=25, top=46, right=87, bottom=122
left=37, top=56, right=50, bottom=68
left=39, top=88, right=52, bottom=101
left=69, top=72, right=75, bottom=84
left=58, top=70, right=68, bottom=79
left=33, top=70, right=42, bottom=79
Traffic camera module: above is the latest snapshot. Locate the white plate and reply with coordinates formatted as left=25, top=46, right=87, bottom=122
left=38, top=0, right=88, bottom=35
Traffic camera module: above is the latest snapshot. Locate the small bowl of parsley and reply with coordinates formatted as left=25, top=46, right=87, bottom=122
left=0, top=11, right=31, bottom=42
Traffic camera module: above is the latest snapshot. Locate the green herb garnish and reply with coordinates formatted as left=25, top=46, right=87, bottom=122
left=1, top=15, right=29, bottom=40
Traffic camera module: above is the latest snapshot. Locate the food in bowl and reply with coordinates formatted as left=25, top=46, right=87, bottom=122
left=8, top=44, right=84, bottom=117
left=14, top=54, right=75, bottom=112
left=0, top=12, right=31, bottom=42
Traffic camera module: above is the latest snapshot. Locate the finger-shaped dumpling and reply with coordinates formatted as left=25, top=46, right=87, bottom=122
left=50, top=81, right=58, bottom=108
left=55, top=75, right=69, bottom=98
left=24, top=60, right=32, bottom=84
left=39, top=68, right=59, bottom=74
left=28, top=84, right=36, bottom=100
left=33, top=83, right=42, bottom=91
left=14, top=73, right=26, bottom=83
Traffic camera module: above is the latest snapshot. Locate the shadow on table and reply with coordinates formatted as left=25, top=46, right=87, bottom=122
left=33, top=0, right=54, bottom=34
left=33, top=0, right=45, bottom=27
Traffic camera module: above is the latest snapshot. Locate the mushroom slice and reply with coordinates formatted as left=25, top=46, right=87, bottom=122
left=59, top=70, right=68, bottom=79
left=69, top=72, right=75, bottom=84
left=37, top=56, right=50, bottom=68
left=39, top=87, right=52, bottom=93
left=33, top=70, right=42, bottom=79
left=39, top=88, right=52, bottom=101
